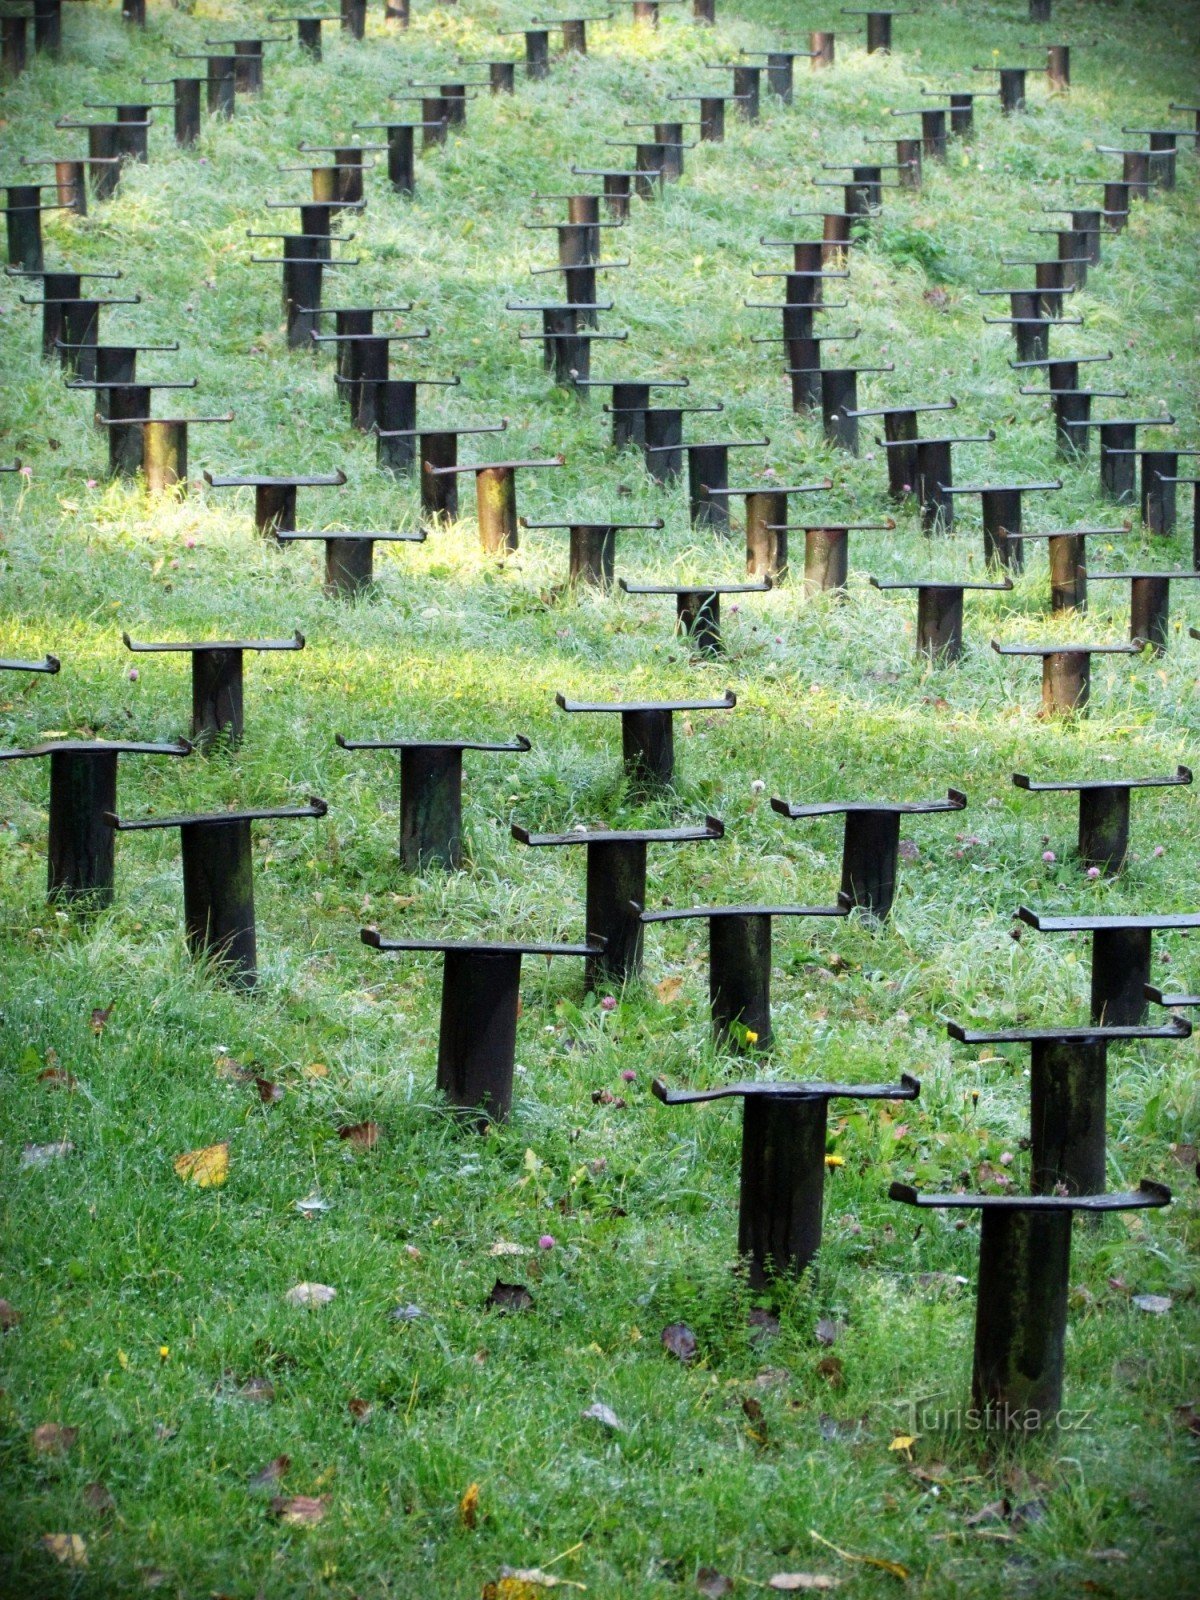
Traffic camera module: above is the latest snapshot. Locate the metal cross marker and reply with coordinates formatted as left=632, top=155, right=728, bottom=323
left=948, top=1016, right=1190, bottom=1194
left=1, top=182, right=76, bottom=272
left=666, top=91, right=749, bottom=142
left=268, top=14, right=332, bottom=59
left=1060, top=416, right=1177, bottom=505
left=643, top=436, right=770, bottom=529
left=1088, top=571, right=1200, bottom=652
left=531, top=12, right=613, bottom=52
left=889, top=106, right=949, bottom=160
left=890, top=1181, right=1171, bottom=1430
left=778, top=519, right=896, bottom=596
left=202, top=36, right=286, bottom=94
left=311, top=328, right=432, bottom=431
left=1012, top=766, right=1191, bottom=873
left=374, top=419, right=507, bottom=517
left=842, top=8, right=911, bottom=51
left=509, top=301, right=629, bottom=390
left=869, top=577, right=1014, bottom=661
left=1012, top=350, right=1125, bottom=457
left=569, top=164, right=662, bottom=217
left=0, top=738, right=191, bottom=905
left=425, top=455, right=565, bottom=554
left=0, top=651, right=59, bottom=676
left=121, top=631, right=305, bottom=745
left=698, top=480, right=833, bottom=581
left=511, top=817, right=725, bottom=985
left=654, top=1074, right=920, bottom=1285
left=999, top=526, right=1121, bottom=614
left=353, top=118, right=448, bottom=193
left=876, top=430, right=996, bottom=531
left=1016, top=907, right=1200, bottom=1025
left=862, top=134, right=922, bottom=190
left=573, top=375, right=688, bottom=447
left=991, top=638, right=1143, bottom=716
left=783, top=360, right=894, bottom=446
left=362, top=929, right=603, bottom=1124
left=337, top=732, right=531, bottom=870
left=202, top=469, right=347, bottom=535
left=842, top=397, right=957, bottom=500
left=639, top=901, right=848, bottom=1049
left=938, top=479, right=1063, bottom=571
left=554, top=688, right=735, bottom=788
left=106, top=800, right=327, bottom=986
left=604, top=401, right=723, bottom=481
left=278, top=529, right=427, bottom=596
left=498, top=26, right=552, bottom=78
left=617, top=578, right=771, bottom=655
left=171, top=51, right=239, bottom=119
left=701, top=61, right=767, bottom=119
left=140, top=73, right=223, bottom=145
left=771, top=790, right=967, bottom=920
left=919, top=86, right=985, bottom=138
left=1151, top=472, right=1200, bottom=564
left=18, top=274, right=139, bottom=371
left=17, top=154, right=89, bottom=217
left=1095, top=143, right=1172, bottom=196
left=518, top=515, right=664, bottom=586
left=971, top=62, right=1050, bottom=113
left=1098, top=447, right=1200, bottom=535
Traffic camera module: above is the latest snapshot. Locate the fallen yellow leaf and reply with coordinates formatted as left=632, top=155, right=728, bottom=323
left=810, top=1529, right=908, bottom=1582
left=173, top=1142, right=229, bottom=1188
left=655, top=976, right=684, bottom=1004
left=41, top=1534, right=87, bottom=1568
left=459, top=1481, right=480, bottom=1529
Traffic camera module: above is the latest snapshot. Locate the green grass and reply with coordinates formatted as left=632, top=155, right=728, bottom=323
left=1, top=0, right=1199, bottom=1594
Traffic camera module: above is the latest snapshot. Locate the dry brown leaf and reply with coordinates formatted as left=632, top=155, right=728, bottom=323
left=255, top=1077, right=284, bottom=1104
left=696, top=1570, right=734, bottom=1597
left=38, top=1066, right=78, bottom=1090
left=482, top=1571, right=586, bottom=1597
left=655, top=976, right=684, bottom=1004
left=285, top=1282, right=336, bottom=1308
left=215, top=1055, right=254, bottom=1082
left=816, top=1356, right=844, bottom=1389
left=173, top=1142, right=228, bottom=1188
left=661, top=1322, right=697, bottom=1363
left=31, top=1422, right=77, bottom=1455
left=0, top=1297, right=20, bottom=1331
left=41, top=1534, right=87, bottom=1567
left=459, top=1481, right=480, bottom=1529
left=270, top=1494, right=329, bottom=1525
left=90, top=1003, right=114, bottom=1034
left=248, top=1455, right=290, bottom=1490
left=82, top=1481, right=115, bottom=1514
left=338, top=1120, right=381, bottom=1150
left=347, top=1398, right=372, bottom=1424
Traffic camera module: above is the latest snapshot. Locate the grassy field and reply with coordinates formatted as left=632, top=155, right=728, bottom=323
left=1, top=0, right=1198, bottom=1594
